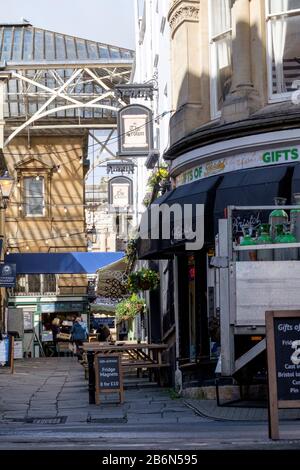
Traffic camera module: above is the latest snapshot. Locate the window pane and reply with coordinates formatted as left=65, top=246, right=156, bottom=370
left=269, top=0, right=300, bottom=14
left=44, top=274, right=56, bottom=293
left=215, top=33, right=232, bottom=110
left=99, top=45, right=109, bottom=58
left=109, top=47, right=121, bottom=59
left=66, top=36, right=76, bottom=59
left=55, top=34, right=66, bottom=60
left=23, top=29, right=33, bottom=60
left=34, top=29, right=44, bottom=60
left=28, top=275, right=41, bottom=293
left=76, top=39, right=88, bottom=59
left=1, top=28, right=12, bottom=61
left=12, top=29, right=22, bottom=61
left=24, top=177, right=44, bottom=216
left=270, top=14, right=300, bottom=93
left=87, top=42, right=99, bottom=59
left=45, top=32, right=55, bottom=60
left=15, top=275, right=26, bottom=293
left=210, top=0, right=231, bottom=37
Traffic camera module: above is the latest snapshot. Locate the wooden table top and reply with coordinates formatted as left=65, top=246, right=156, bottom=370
left=82, top=342, right=168, bottom=352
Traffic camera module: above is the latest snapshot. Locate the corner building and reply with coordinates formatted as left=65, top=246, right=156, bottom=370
left=138, top=0, right=300, bottom=391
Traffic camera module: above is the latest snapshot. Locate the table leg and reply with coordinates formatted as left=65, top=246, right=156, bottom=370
left=87, top=351, right=96, bottom=404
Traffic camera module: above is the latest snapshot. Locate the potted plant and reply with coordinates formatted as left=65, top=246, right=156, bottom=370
left=127, top=268, right=160, bottom=293
left=115, top=294, right=146, bottom=323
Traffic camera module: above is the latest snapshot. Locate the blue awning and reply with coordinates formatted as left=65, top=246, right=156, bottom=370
left=5, top=252, right=125, bottom=274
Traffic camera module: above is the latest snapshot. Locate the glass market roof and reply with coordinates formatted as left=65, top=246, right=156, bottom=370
left=0, top=23, right=134, bottom=63
left=0, top=23, right=134, bottom=138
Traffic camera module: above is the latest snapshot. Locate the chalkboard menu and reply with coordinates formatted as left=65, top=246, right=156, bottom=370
left=274, top=318, right=300, bottom=401
left=266, top=310, right=300, bottom=440
left=94, top=354, right=123, bottom=404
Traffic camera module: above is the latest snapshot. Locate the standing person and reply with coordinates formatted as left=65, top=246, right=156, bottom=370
left=70, top=316, right=88, bottom=359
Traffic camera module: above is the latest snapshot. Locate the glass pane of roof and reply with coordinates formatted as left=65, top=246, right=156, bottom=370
left=55, top=34, right=66, bottom=60
left=109, top=47, right=121, bottom=59
left=87, top=42, right=99, bottom=60
left=23, top=28, right=33, bottom=60
left=45, top=31, right=55, bottom=60
left=34, top=30, right=44, bottom=61
left=76, top=39, right=88, bottom=59
left=99, top=45, right=109, bottom=58
left=12, top=28, right=22, bottom=61
left=1, top=28, right=12, bottom=61
left=121, top=49, right=133, bottom=59
left=66, top=36, right=76, bottom=60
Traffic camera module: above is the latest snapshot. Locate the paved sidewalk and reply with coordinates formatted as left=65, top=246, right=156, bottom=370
left=0, top=358, right=209, bottom=425
left=184, top=398, right=300, bottom=421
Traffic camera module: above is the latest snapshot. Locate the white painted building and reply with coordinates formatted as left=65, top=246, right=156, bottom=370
left=133, top=0, right=172, bottom=223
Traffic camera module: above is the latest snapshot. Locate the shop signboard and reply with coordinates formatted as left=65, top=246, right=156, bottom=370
left=92, top=317, right=115, bottom=329
left=266, top=310, right=300, bottom=440
left=117, top=104, right=153, bottom=157
left=40, top=302, right=84, bottom=313
left=94, top=354, right=124, bottom=405
left=176, top=145, right=300, bottom=186
left=0, top=263, right=16, bottom=287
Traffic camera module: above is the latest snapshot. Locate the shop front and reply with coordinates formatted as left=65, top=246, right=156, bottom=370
left=138, top=120, right=300, bottom=388
left=8, top=296, right=89, bottom=358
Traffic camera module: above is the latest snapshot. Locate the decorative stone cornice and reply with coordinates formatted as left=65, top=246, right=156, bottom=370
left=168, top=0, right=200, bottom=37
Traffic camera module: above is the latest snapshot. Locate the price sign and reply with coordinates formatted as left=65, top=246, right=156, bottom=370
left=266, top=310, right=300, bottom=439
left=94, top=354, right=123, bottom=405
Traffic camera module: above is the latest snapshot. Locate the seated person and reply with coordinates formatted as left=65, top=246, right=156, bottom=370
left=96, top=324, right=111, bottom=342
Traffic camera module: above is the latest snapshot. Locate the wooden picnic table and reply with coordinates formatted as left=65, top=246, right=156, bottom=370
left=81, top=342, right=169, bottom=404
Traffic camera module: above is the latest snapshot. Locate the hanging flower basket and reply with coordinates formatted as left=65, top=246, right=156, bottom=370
left=115, top=294, right=146, bottom=323
left=127, top=268, right=160, bottom=293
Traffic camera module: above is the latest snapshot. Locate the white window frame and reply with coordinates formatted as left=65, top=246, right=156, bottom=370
left=23, top=176, right=45, bottom=217
left=208, top=0, right=233, bottom=119
left=266, top=0, right=300, bottom=103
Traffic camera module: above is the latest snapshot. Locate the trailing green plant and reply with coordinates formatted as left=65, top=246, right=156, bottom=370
left=115, top=294, right=146, bottom=322
left=127, top=268, right=160, bottom=293
left=125, top=238, right=137, bottom=266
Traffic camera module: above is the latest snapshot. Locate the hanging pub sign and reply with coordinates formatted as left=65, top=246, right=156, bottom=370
left=266, top=310, right=300, bottom=440
left=106, top=162, right=135, bottom=175
left=117, top=104, right=153, bottom=157
left=0, top=263, right=16, bottom=287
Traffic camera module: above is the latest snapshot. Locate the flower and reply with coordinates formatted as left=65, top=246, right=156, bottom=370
left=115, top=294, right=146, bottom=322
left=127, top=268, right=160, bottom=293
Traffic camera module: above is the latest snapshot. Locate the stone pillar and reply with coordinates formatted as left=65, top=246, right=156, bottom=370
left=222, top=0, right=260, bottom=122
left=168, top=0, right=202, bottom=144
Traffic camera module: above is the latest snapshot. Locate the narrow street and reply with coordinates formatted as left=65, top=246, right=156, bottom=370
left=1, top=358, right=300, bottom=450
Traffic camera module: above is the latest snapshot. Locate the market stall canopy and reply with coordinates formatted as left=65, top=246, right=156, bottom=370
left=5, top=252, right=124, bottom=274
left=96, top=257, right=128, bottom=301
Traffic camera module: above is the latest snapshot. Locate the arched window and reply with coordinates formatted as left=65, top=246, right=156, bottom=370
left=108, top=176, right=133, bottom=211
left=266, top=0, right=300, bottom=100
left=208, top=0, right=233, bottom=118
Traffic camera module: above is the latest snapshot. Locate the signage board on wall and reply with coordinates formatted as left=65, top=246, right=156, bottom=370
left=40, top=302, right=84, bottom=313
left=0, top=263, right=16, bottom=287
left=266, top=310, right=300, bottom=440
left=176, top=145, right=300, bottom=186
left=117, top=104, right=153, bottom=157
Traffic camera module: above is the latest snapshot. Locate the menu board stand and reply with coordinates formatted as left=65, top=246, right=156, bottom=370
left=94, top=353, right=124, bottom=405
left=266, top=310, right=300, bottom=440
